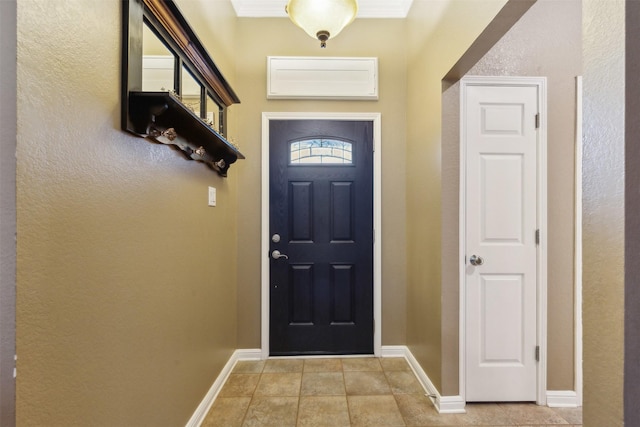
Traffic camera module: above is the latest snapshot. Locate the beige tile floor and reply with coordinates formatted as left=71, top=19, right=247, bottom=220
left=202, top=357, right=582, bottom=427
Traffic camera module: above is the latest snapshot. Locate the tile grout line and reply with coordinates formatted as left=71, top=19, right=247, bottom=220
left=339, top=360, right=351, bottom=426
left=346, top=359, right=361, bottom=427
left=295, top=360, right=304, bottom=426
left=339, top=358, right=354, bottom=427
left=241, top=361, right=264, bottom=426
left=382, top=361, right=411, bottom=427
left=385, top=369, right=411, bottom=427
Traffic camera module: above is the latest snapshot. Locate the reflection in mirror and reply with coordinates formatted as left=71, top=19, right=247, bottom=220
left=206, top=94, right=220, bottom=131
left=181, top=65, right=202, bottom=117
left=142, top=22, right=175, bottom=92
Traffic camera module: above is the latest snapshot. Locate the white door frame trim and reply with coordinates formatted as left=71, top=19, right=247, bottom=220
left=574, top=76, right=583, bottom=406
left=260, top=112, right=382, bottom=359
left=459, top=76, right=548, bottom=405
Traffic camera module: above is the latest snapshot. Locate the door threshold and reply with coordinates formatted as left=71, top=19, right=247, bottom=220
left=267, top=353, right=376, bottom=359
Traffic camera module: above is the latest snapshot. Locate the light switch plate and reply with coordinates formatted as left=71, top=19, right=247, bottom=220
left=208, top=186, right=216, bottom=207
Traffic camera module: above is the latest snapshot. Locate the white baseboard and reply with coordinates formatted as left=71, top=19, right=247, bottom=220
left=379, top=345, right=407, bottom=358
left=381, top=345, right=466, bottom=414
left=546, top=390, right=581, bottom=408
left=437, top=395, right=466, bottom=413
left=185, top=349, right=262, bottom=427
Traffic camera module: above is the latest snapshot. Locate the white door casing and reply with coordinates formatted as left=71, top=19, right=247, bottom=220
left=261, top=112, right=383, bottom=359
left=460, top=77, right=547, bottom=404
left=466, top=83, right=537, bottom=401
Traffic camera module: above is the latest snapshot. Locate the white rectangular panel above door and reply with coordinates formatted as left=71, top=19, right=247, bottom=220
left=267, top=56, right=378, bottom=100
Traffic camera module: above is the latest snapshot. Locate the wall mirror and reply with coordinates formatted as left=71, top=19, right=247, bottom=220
left=141, top=23, right=175, bottom=92
left=181, top=65, right=202, bottom=116
left=122, top=0, right=242, bottom=176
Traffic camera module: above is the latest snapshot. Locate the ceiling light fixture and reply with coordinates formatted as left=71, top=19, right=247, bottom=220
left=285, top=0, right=358, bottom=48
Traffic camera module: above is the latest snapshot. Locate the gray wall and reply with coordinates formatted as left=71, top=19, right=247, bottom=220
left=625, top=1, right=640, bottom=424
left=0, top=1, right=17, bottom=425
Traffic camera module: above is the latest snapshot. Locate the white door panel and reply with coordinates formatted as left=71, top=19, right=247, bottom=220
left=464, top=83, right=539, bottom=402
left=480, top=154, right=524, bottom=243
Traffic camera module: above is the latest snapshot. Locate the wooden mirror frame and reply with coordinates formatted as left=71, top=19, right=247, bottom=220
left=121, top=0, right=243, bottom=177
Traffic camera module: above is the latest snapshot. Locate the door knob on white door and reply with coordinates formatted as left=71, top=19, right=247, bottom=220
left=469, top=255, right=484, bottom=266
left=271, top=250, right=289, bottom=260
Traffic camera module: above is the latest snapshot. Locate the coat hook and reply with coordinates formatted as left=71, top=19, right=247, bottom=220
left=194, top=146, right=206, bottom=157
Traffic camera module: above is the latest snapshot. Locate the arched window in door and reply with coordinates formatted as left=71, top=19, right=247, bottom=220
left=290, top=139, right=353, bottom=164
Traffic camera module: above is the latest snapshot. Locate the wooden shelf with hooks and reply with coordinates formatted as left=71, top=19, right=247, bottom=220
left=128, top=91, right=244, bottom=176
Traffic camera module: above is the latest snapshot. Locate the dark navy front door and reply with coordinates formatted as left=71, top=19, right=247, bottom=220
left=269, top=120, right=374, bottom=355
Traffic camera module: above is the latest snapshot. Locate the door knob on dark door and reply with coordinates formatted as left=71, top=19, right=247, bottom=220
left=469, top=255, right=484, bottom=266
left=271, top=250, right=289, bottom=260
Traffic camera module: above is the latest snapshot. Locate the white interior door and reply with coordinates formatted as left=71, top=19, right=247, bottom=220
left=463, top=81, right=540, bottom=402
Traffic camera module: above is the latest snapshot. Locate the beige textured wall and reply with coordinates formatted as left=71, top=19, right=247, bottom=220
left=16, top=0, right=239, bottom=425
left=582, top=0, right=625, bottom=424
left=405, top=0, right=507, bottom=393
left=233, top=17, right=408, bottom=348
left=441, top=0, right=582, bottom=393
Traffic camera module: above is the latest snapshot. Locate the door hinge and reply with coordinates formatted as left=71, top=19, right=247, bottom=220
left=535, top=345, right=540, bottom=362
left=535, top=113, right=540, bottom=129
left=535, top=229, right=540, bottom=245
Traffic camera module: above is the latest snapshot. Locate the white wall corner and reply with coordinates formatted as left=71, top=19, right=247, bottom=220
left=185, top=349, right=262, bottom=427
left=546, top=390, right=581, bottom=408
left=383, top=345, right=466, bottom=414
left=574, top=75, right=584, bottom=409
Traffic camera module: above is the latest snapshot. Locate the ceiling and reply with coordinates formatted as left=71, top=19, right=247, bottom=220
left=229, top=0, right=415, bottom=18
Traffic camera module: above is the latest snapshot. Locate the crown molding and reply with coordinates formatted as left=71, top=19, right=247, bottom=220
left=230, top=0, right=414, bottom=18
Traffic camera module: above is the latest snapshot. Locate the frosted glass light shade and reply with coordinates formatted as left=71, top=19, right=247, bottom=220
left=286, top=0, right=358, bottom=48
